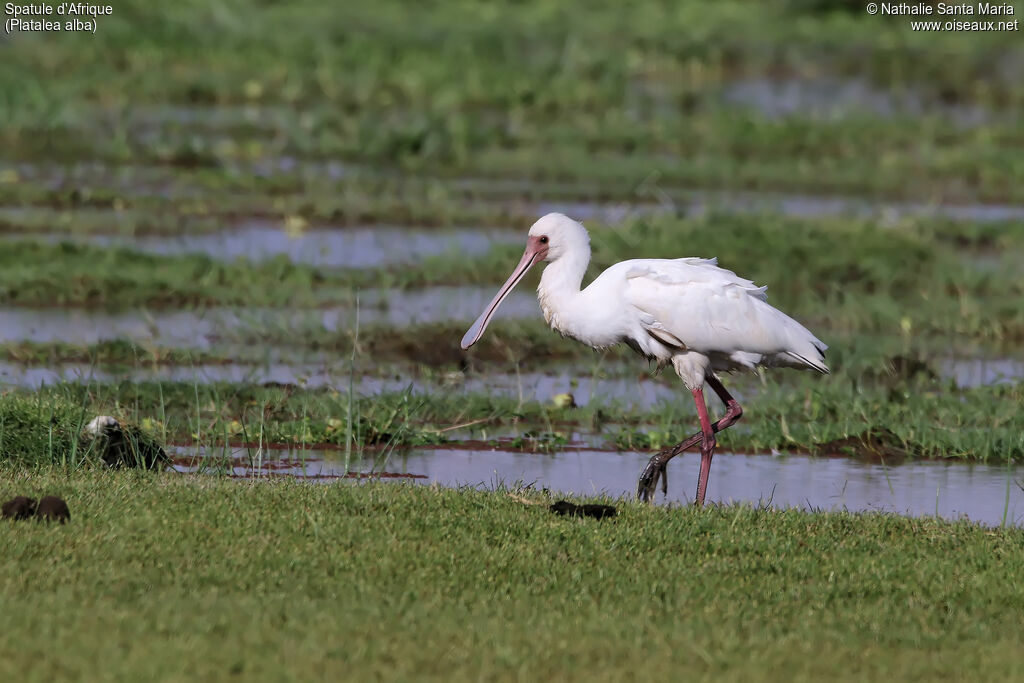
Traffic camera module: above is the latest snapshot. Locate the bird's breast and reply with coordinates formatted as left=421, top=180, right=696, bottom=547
left=538, top=290, right=626, bottom=350
left=540, top=299, right=555, bottom=327
left=539, top=298, right=575, bottom=340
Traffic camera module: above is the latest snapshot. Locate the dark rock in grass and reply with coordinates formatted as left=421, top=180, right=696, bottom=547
left=2, top=496, right=38, bottom=520
left=84, top=416, right=169, bottom=469
left=34, top=496, right=70, bottom=524
left=550, top=500, right=617, bottom=520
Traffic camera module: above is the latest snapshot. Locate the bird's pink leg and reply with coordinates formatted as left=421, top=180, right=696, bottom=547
left=636, top=375, right=743, bottom=503
left=705, top=375, right=743, bottom=425
left=693, top=387, right=715, bottom=507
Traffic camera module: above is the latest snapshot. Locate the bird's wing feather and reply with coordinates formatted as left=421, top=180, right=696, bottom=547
left=640, top=317, right=688, bottom=350
left=626, top=258, right=768, bottom=301
left=622, top=259, right=825, bottom=368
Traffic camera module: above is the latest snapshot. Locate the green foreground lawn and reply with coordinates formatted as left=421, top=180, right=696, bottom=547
left=1, top=473, right=1023, bottom=681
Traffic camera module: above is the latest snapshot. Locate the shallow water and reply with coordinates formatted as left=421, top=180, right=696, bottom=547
left=0, top=361, right=328, bottom=389
left=941, top=358, right=1024, bottom=388
left=172, top=445, right=1024, bottom=527
left=721, top=77, right=995, bottom=127
left=4, top=222, right=519, bottom=268
left=0, top=287, right=537, bottom=346
left=3, top=343, right=1016, bottom=399
left=0, top=360, right=679, bottom=409
left=0, top=308, right=226, bottom=347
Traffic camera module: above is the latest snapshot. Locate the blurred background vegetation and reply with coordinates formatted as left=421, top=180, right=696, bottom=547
left=2, top=0, right=1022, bottom=198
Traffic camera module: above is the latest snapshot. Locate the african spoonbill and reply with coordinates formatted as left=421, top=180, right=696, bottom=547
left=461, top=213, right=828, bottom=505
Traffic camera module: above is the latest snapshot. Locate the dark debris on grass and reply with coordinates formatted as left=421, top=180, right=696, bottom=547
left=2, top=495, right=70, bottom=523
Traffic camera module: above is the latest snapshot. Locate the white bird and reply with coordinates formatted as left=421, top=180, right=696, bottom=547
left=461, top=213, right=828, bottom=505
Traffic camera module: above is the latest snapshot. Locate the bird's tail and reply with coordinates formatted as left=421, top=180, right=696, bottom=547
left=785, top=344, right=829, bottom=374
left=783, top=327, right=829, bottom=374
left=762, top=304, right=829, bottom=373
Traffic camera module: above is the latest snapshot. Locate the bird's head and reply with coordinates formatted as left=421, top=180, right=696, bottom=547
left=527, top=212, right=590, bottom=263
left=461, top=213, right=589, bottom=349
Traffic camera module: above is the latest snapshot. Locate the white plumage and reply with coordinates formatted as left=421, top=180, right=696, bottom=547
left=462, top=213, right=828, bottom=505
left=528, top=214, right=827, bottom=387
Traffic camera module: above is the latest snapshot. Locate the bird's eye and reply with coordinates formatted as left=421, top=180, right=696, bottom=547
left=539, top=236, right=548, bottom=244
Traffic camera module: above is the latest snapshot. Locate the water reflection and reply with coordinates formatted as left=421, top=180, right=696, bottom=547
left=172, top=446, right=1024, bottom=528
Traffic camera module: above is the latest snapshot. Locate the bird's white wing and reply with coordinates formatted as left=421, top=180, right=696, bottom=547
left=628, top=257, right=767, bottom=300
left=622, top=258, right=825, bottom=369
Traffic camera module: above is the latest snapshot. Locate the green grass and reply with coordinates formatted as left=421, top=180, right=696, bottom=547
left=0, top=393, right=96, bottom=468
left=2, top=474, right=1024, bottom=681
left=0, top=173, right=544, bottom=234
left=8, top=108, right=1024, bottom=202
left=0, top=393, right=165, bottom=469
left=0, top=339, right=228, bottom=366
left=4, top=1, right=1022, bottom=112
left=0, top=241, right=379, bottom=308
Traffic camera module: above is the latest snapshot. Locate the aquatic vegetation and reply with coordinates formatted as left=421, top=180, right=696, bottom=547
left=0, top=371, right=1019, bottom=466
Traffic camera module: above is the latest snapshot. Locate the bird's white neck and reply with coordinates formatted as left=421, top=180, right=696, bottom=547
left=537, top=242, right=590, bottom=333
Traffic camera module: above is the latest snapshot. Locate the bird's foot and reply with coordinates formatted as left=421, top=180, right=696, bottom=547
left=637, top=459, right=668, bottom=503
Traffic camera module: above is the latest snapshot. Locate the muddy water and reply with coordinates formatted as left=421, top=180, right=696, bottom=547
left=4, top=222, right=519, bottom=268
left=0, top=288, right=537, bottom=346
left=172, top=446, right=1024, bottom=527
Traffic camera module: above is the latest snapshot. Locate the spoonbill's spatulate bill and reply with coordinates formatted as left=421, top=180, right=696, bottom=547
left=461, top=213, right=828, bottom=506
